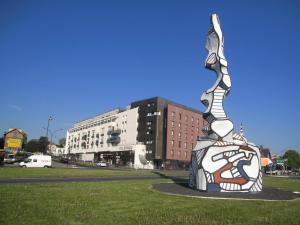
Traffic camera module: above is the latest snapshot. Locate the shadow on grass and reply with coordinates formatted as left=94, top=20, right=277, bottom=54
left=151, top=171, right=189, bottom=187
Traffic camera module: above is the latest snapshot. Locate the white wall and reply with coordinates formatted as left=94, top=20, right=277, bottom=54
left=65, top=107, right=139, bottom=155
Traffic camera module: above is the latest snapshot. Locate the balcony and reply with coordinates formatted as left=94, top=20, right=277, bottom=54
left=106, top=136, right=121, bottom=144
left=107, top=128, right=121, bottom=136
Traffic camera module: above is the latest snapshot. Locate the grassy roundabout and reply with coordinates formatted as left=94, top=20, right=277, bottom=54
left=0, top=167, right=187, bottom=179
left=0, top=168, right=299, bottom=225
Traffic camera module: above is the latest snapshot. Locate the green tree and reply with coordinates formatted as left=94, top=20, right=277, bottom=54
left=25, top=139, right=40, bottom=153
left=0, top=137, right=4, bottom=149
left=22, top=135, right=27, bottom=149
left=25, top=137, right=49, bottom=153
left=58, top=138, right=66, bottom=148
left=38, top=136, right=49, bottom=153
left=283, top=150, right=300, bottom=170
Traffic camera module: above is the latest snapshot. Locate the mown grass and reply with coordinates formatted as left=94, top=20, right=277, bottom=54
left=0, top=167, right=188, bottom=179
left=0, top=177, right=299, bottom=225
left=0, top=167, right=155, bottom=178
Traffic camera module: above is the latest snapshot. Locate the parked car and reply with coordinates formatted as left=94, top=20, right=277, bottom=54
left=96, top=161, right=108, bottom=167
left=4, top=154, right=16, bottom=164
left=20, top=155, right=52, bottom=168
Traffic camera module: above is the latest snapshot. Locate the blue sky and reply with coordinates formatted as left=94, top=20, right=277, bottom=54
left=0, top=0, right=299, bottom=154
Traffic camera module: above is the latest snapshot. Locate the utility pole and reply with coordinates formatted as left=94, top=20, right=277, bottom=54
left=45, top=116, right=53, bottom=154
left=46, top=116, right=53, bottom=139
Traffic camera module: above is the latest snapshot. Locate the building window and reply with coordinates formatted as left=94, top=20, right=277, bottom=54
left=185, top=115, right=188, bottom=122
left=191, top=117, right=194, bottom=123
left=185, top=151, right=188, bottom=158
left=171, top=140, right=174, bottom=147
left=178, top=123, right=181, bottom=128
left=179, top=113, right=181, bottom=120
left=171, top=130, right=174, bottom=137
left=171, top=150, right=174, bottom=156
left=178, top=141, right=181, bottom=148
left=172, top=121, right=174, bottom=127
left=172, top=111, right=175, bottom=117
left=197, top=127, right=199, bottom=132
left=197, top=119, right=199, bottom=125
left=184, top=142, right=187, bottom=149
left=178, top=151, right=181, bottom=157
left=178, top=132, right=181, bottom=138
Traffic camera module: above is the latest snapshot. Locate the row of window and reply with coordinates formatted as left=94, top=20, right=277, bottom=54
left=70, top=114, right=129, bottom=134
left=171, top=112, right=201, bottom=124
left=171, top=140, right=194, bottom=149
left=69, top=117, right=118, bottom=133
left=171, top=121, right=200, bottom=132
left=171, top=130, right=198, bottom=140
left=170, top=150, right=189, bottom=158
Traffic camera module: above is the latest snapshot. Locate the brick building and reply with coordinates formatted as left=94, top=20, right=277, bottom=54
left=131, top=97, right=204, bottom=169
left=4, top=128, right=27, bottom=153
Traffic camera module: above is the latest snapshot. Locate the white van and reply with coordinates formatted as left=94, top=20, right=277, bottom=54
left=20, top=155, right=52, bottom=168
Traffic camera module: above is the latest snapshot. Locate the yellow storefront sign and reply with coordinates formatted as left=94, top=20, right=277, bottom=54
left=6, top=138, right=22, bottom=148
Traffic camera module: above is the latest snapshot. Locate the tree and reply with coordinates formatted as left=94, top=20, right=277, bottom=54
left=58, top=138, right=66, bottom=148
left=0, top=137, right=4, bottom=149
left=38, top=137, right=49, bottom=153
left=25, top=139, right=40, bottom=153
left=25, top=136, right=49, bottom=153
left=283, top=150, right=300, bottom=170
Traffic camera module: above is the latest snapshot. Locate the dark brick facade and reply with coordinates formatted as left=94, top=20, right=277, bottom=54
left=166, top=104, right=204, bottom=167
left=131, top=97, right=204, bottom=169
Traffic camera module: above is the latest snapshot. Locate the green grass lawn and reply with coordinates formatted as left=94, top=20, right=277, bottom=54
left=0, top=176, right=299, bottom=225
left=0, top=167, right=154, bottom=178
left=0, top=167, right=188, bottom=179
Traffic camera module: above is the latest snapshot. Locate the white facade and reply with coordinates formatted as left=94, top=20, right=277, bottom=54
left=65, top=108, right=152, bottom=168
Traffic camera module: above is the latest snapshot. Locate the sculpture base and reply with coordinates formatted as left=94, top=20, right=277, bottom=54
left=153, top=182, right=300, bottom=201
left=189, top=138, right=262, bottom=192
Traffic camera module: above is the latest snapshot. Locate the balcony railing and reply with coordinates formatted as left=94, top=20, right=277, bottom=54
left=107, top=129, right=121, bottom=136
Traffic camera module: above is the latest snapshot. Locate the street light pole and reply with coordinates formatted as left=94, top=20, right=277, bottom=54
left=46, top=116, right=53, bottom=139
left=49, top=128, right=64, bottom=155
left=45, top=116, right=53, bottom=154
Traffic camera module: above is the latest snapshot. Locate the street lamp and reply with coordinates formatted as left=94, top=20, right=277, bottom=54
left=50, top=128, right=64, bottom=145
left=46, top=116, right=53, bottom=140
left=43, top=127, right=64, bottom=156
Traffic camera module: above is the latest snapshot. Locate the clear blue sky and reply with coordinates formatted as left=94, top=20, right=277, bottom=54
left=0, top=0, right=299, bottom=154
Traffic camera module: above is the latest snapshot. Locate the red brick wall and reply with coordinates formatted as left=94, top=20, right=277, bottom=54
left=166, top=104, right=204, bottom=162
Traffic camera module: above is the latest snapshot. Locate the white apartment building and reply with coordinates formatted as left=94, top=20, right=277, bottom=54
left=65, top=107, right=152, bottom=169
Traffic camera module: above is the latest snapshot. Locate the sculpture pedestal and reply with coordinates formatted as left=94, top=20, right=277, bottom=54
left=189, top=136, right=262, bottom=192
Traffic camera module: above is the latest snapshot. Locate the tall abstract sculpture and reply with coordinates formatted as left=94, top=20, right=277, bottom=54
left=189, top=14, right=262, bottom=192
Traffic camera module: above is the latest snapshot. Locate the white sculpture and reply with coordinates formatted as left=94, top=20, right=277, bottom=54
left=189, top=14, right=262, bottom=192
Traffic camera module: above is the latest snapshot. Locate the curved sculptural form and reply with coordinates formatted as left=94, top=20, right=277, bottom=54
left=189, top=14, right=262, bottom=192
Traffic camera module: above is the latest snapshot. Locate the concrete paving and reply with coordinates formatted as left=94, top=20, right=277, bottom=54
left=153, top=182, right=300, bottom=201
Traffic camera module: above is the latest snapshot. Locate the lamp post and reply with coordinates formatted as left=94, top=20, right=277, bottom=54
left=45, top=116, right=53, bottom=154
left=43, top=128, right=64, bottom=155
left=46, top=116, right=53, bottom=139
left=50, top=129, right=64, bottom=146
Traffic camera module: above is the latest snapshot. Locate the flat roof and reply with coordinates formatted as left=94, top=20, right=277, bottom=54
left=131, top=96, right=203, bottom=114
